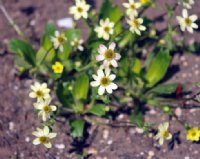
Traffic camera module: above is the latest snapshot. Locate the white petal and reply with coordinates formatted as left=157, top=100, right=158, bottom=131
left=109, top=74, right=116, bottom=81
left=92, top=75, right=98, bottom=80
left=115, top=53, right=121, bottom=60
left=96, top=55, right=104, bottom=61
left=110, top=83, right=118, bottom=90
left=105, top=68, right=111, bottom=76
left=190, top=15, right=198, bottom=21
left=90, top=81, right=99, bottom=87
left=182, top=9, right=188, bottom=18
left=111, top=60, right=118, bottom=67
left=98, top=86, right=105, bottom=95
left=29, top=92, right=36, bottom=98
left=43, top=126, right=49, bottom=135
left=50, top=105, right=57, bottom=111
left=106, top=86, right=113, bottom=94
left=48, top=133, right=57, bottom=139
left=98, top=44, right=107, bottom=54
left=109, top=42, right=116, bottom=50
left=33, top=138, right=41, bottom=145
left=44, top=142, right=52, bottom=148
left=97, top=69, right=104, bottom=77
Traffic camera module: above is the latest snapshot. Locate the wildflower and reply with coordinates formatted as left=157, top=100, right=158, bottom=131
left=91, top=69, right=118, bottom=95
left=34, top=98, right=57, bottom=121
left=155, top=122, right=172, bottom=145
left=140, top=0, right=151, bottom=5
left=123, top=0, right=141, bottom=17
left=71, top=38, right=84, bottom=51
left=32, top=126, right=57, bottom=148
left=127, top=16, right=146, bottom=35
left=52, top=62, right=64, bottom=74
left=96, top=43, right=121, bottom=68
left=51, top=31, right=67, bottom=52
left=94, top=18, right=114, bottom=40
left=186, top=127, right=200, bottom=141
left=176, top=9, right=198, bottom=33
left=29, top=82, right=50, bottom=101
left=69, top=0, right=90, bottom=20
left=178, top=0, right=194, bottom=9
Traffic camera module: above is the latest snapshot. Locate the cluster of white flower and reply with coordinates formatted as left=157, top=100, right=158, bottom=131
left=176, top=1, right=198, bottom=33
left=29, top=82, right=57, bottom=148
left=91, top=43, right=121, bottom=95
left=123, top=0, right=146, bottom=35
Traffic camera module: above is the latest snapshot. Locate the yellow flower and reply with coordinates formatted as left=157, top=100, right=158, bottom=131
left=52, top=62, right=64, bottom=74
left=29, top=82, right=50, bottom=101
left=140, top=0, right=151, bottom=5
left=32, top=126, right=57, bottom=148
left=155, top=122, right=172, bottom=145
left=187, top=127, right=200, bottom=142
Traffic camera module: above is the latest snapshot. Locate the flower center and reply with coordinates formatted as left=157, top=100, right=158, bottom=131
left=132, top=19, right=140, bottom=28
left=58, top=36, right=65, bottom=44
left=104, top=49, right=116, bottom=60
left=104, top=26, right=110, bottom=33
left=100, top=77, right=111, bottom=86
left=130, top=4, right=136, bottom=9
left=36, top=90, right=44, bottom=97
left=77, top=7, right=83, bottom=13
left=39, top=136, right=49, bottom=144
left=162, top=131, right=169, bottom=138
left=185, top=18, right=192, bottom=26
left=191, top=132, right=197, bottom=137
left=43, top=105, right=51, bottom=113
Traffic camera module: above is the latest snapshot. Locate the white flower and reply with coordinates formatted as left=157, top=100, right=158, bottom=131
left=176, top=9, right=198, bottom=33
left=69, top=0, right=90, bottom=20
left=178, top=0, right=194, bottom=9
left=34, top=98, right=57, bottom=121
left=91, top=69, right=118, bottom=95
left=51, top=31, right=67, bottom=52
left=155, top=122, right=172, bottom=145
left=29, top=82, right=50, bottom=102
left=96, top=43, right=121, bottom=68
left=32, top=126, right=57, bottom=148
left=127, top=16, right=146, bottom=35
left=94, top=18, right=114, bottom=40
left=71, top=38, right=84, bottom=51
left=123, top=0, right=141, bottom=17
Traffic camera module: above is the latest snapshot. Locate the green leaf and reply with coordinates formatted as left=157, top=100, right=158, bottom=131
left=73, top=74, right=89, bottom=100
left=57, top=42, right=72, bottom=60
left=118, top=57, right=129, bottom=77
left=130, top=111, right=144, bottom=128
left=44, top=23, right=56, bottom=36
left=88, top=104, right=108, bottom=117
left=145, top=50, right=171, bottom=87
left=65, top=29, right=80, bottom=41
left=9, top=39, right=36, bottom=66
left=132, top=58, right=141, bottom=74
left=150, top=83, right=185, bottom=95
left=70, top=119, right=85, bottom=138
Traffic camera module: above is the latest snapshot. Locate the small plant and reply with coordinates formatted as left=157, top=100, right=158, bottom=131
left=3, top=0, right=200, bottom=156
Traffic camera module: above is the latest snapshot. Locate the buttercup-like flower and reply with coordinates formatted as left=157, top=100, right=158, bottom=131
left=34, top=98, right=57, bottom=121
left=178, top=0, right=194, bottom=9
left=29, top=82, right=50, bottom=101
left=155, top=122, right=172, bottom=145
left=95, top=18, right=114, bottom=40
left=96, top=43, right=121, bottom=68
left=140, top=0, right=151, bottom=5
left=186, top=127, right=200, bottom=141
left=71, top=38, right=84, bottom=51
left=176, top=9, right=198, bottom=33
left=123, top=0, right=141, bottom=17
left=69, top=0, right=90, bottom=20
left=127, top=16, right=146, bottom=35
left=91, top=69, right=118, bottom=95
left=32, top=126, right=57, bottom=148
left=52, top=62, right=64, bottom=74
left=51, top=31, right=67, bottom=52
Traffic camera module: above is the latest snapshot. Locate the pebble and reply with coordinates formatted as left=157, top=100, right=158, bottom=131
left=117, top=114, right=124, bottom=120
left=9, top=122, right=15, bottom=131
left=180, top=56, right=186, bottom=61
left=175, top=107, right=182, bottom=117
left=183, top=61, right=188, bottom=67
left=194, top=70, right=199, bottom=76
left=135, top=127, right=144, bottom=134
left=57, top=17, right=74, bottom=28
left=149, top=109, right=156, bottom=115
left=86, top=147, right=98, bottom=155
left=107, top=140, right=113, bottom=145
left=182, top=73, right=187, bottom=78
left=148, top=151, right=155, bottom=156
left=103, top=129, right=109, bottom=140
left=25, top=137, right=30, bottom=142
left=55, top=144, right=65, bottom=149
left=184, top=156, right=190, bottom=159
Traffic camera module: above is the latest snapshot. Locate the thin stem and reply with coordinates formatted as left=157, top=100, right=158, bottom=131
left=0, top=0, right=26, bottom=40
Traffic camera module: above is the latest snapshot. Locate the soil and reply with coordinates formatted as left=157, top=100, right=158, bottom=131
left=0, top=0, right=200, bottom=159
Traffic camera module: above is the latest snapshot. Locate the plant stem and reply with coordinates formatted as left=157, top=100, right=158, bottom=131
left=0, top=0, right=27, bottom=40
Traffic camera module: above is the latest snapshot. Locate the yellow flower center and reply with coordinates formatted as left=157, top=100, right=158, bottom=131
left=162, top=130, right=169, bottom=138
left=39, top=136, right=49, bottom=144
left=73, top=40, right=79, bottom=48
left=132, top=19, right=140, bottom=28
left=58, top=36, right=65, bottom=44
left=130, top=4, right=136, bottom=9
left=77, top=7, right=83, bottom=13
left=104, top=26, right=110, bottom=33
left=43, top=105, right=51, bottom=113
left=185, top=18, right=192, bottom=26
left=36, top=90, right=44, bottom=97
left=100, top=77, right=111, bottom=86
left=104, top=49, right=116, bottom=60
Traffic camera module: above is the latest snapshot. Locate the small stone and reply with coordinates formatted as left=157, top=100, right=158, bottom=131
left=140, top=152, right=144, bottom=155
left=86, top=147, right=98, bottom=155
left=194, top=70, right=199, bottom=76
left=180, top=56, right=186, bottom=61
left=55, top=144, right=65, bottom=149
left=184, top=156, right=190, bottom=159
left=149, top=109, right=156, bottom=115
left=135, top=128, right=144, bottom=134
left=182, top=73, right=187, bottom=78
left=25, top=137, right=30, bottom=142
left=107, top=140, right=113, bottom=145
left=103, top=129, right=109, bottom=140
left=117, top=114, right=124, bottom=120
left=57, top=17, right=74, bottom=28
left=175, top=107, right=182, bottom=117
left=9, top=122, right=15, bottom=131
left=148, top=151, right=154, bottom=156
left=183, top=61, right=188, bottom=67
